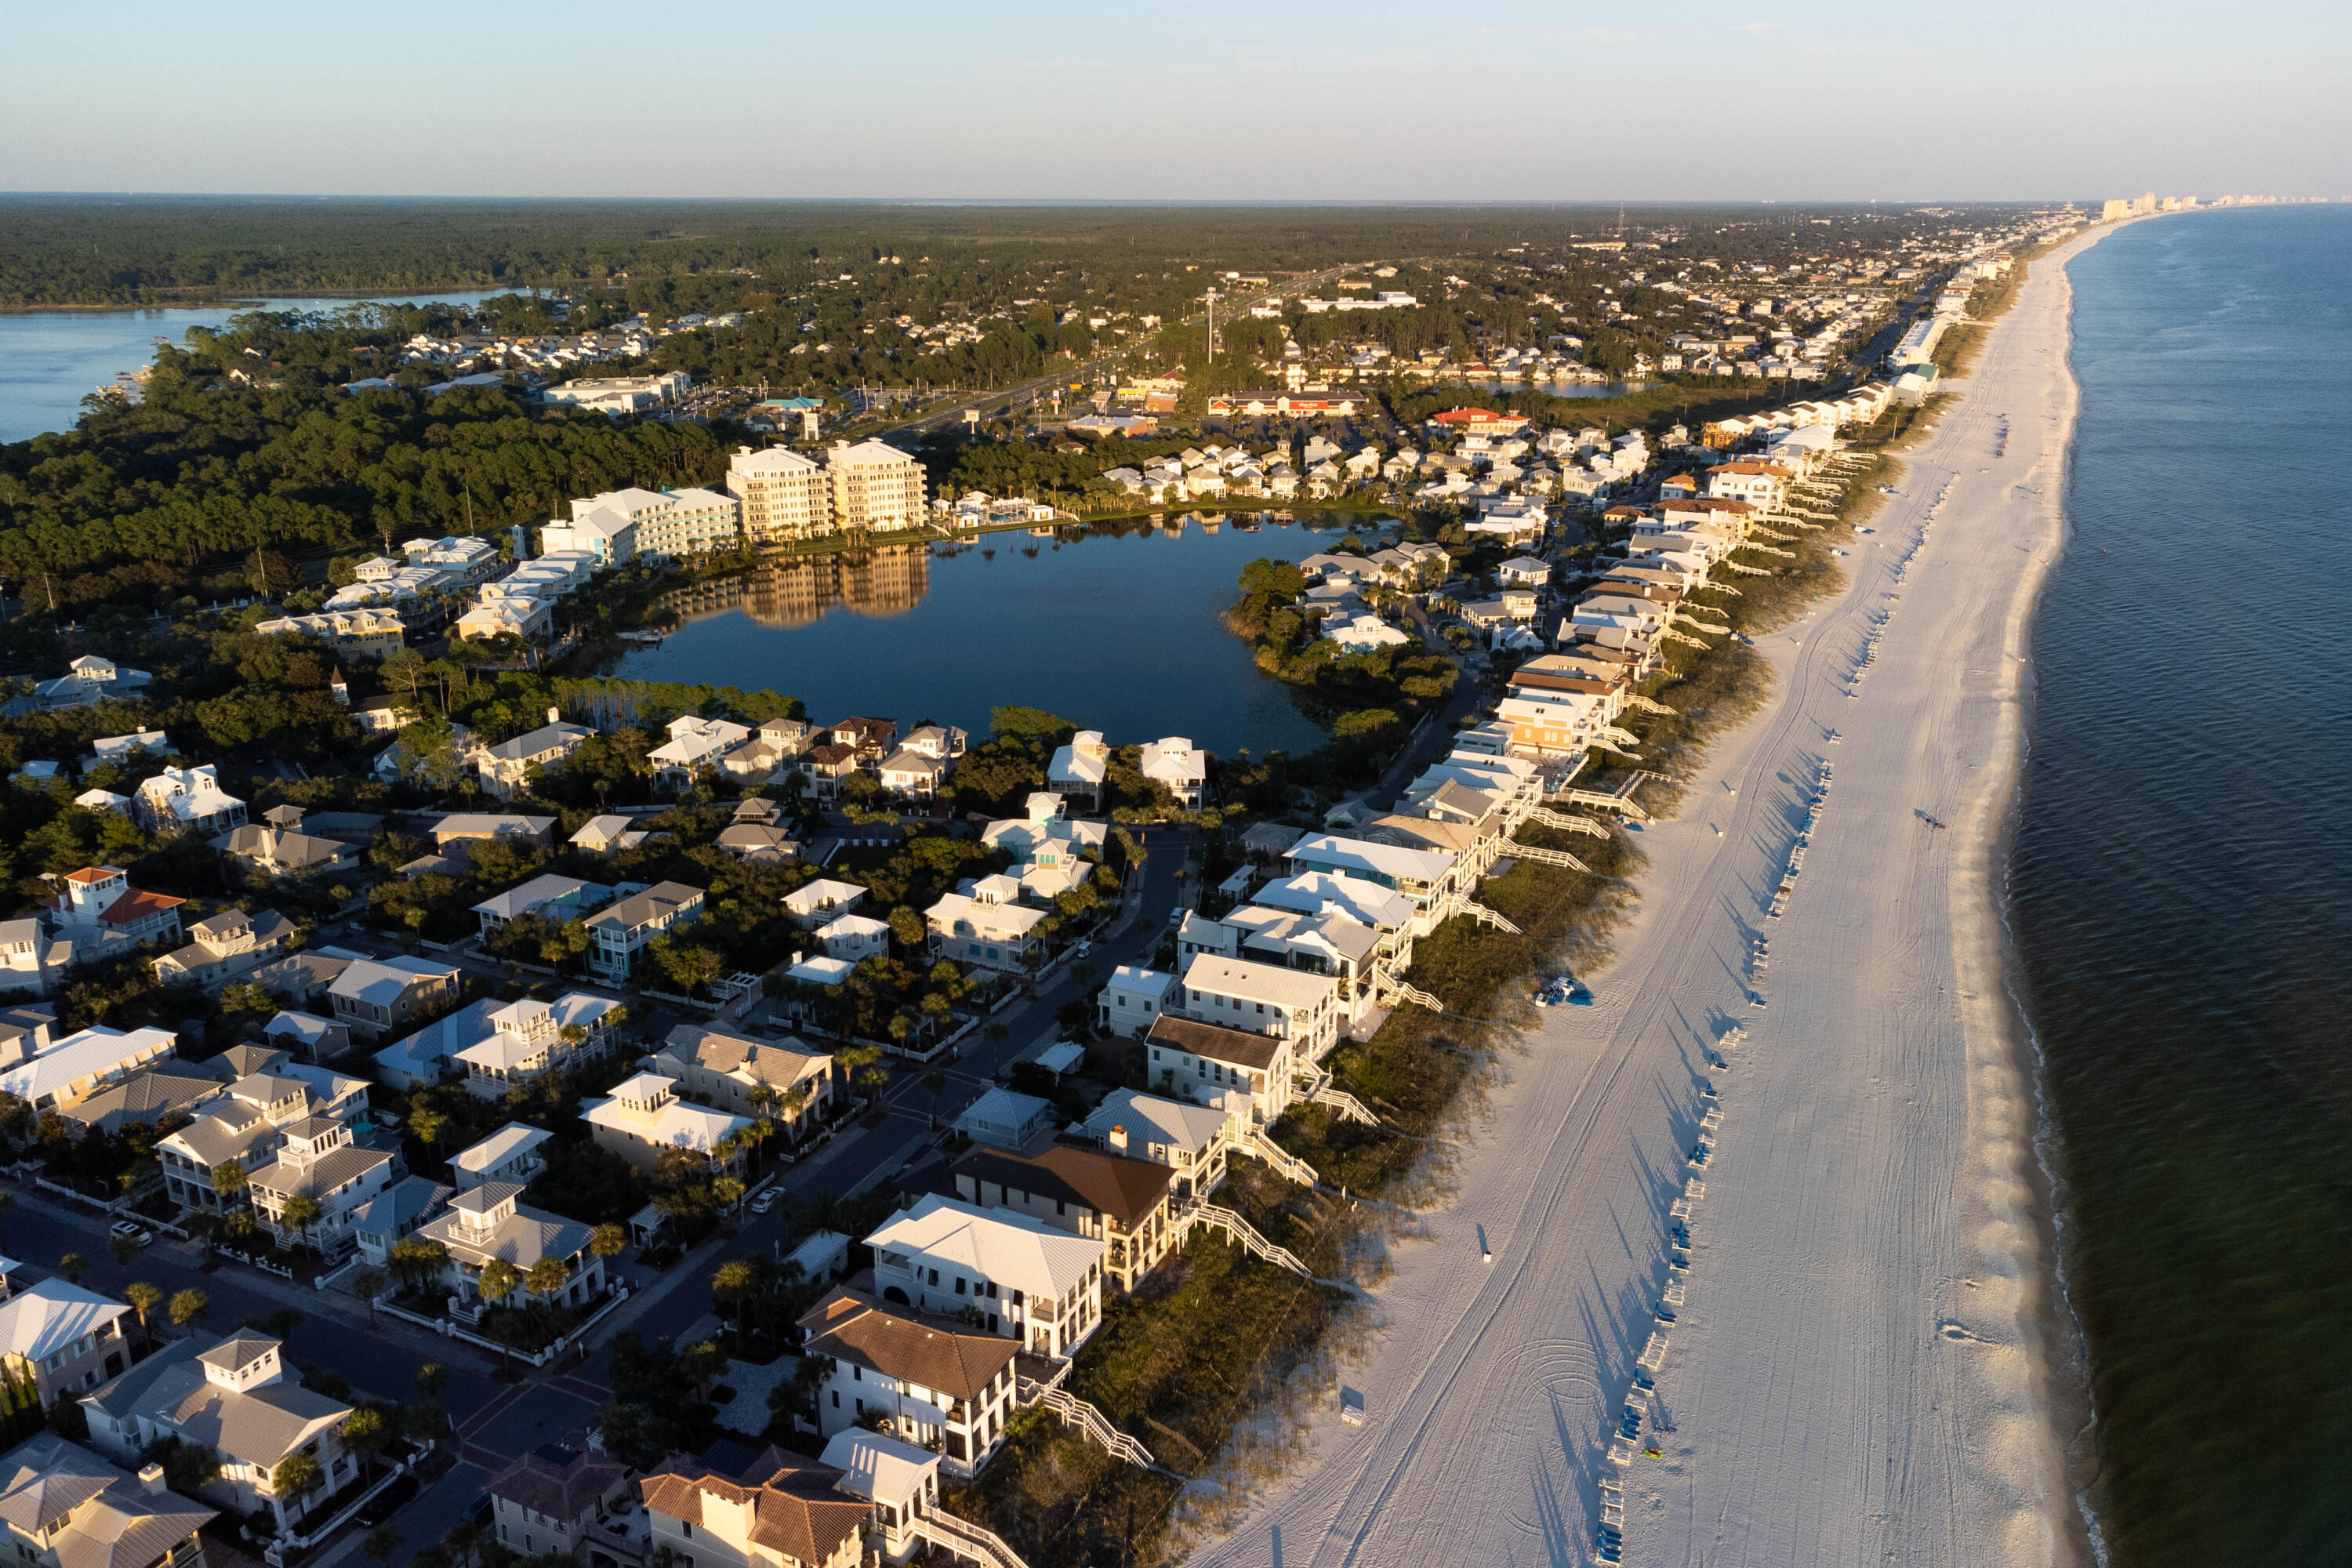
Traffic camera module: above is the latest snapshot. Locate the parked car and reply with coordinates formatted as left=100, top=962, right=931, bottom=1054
left=749, top=1190, right=780, bottom=1215
left=109, top=1221, right=152, bottom=1247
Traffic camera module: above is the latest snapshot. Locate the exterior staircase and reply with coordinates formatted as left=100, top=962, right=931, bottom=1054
left=1172, top=1200, right=1313, bottom=1278
left=1241, top=1127, right=1319, bottom=1186
left=909, top=1509, right=1031, bottom=1568
left=1456, top=898, right=1523, bottom=936
left=1029, top=1386, right=1157, bottom=1469
left=1620, top=695, right=1679, bottom=717
left=1526, top=807, right=1610, bottom=837
left=1309, top=1083, right=1380, bottom=1126
left=1505, top=839, right=1592, bottom=874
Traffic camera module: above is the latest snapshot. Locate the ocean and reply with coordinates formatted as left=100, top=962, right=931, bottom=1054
left=2013, top=205, right=2352, bottom=1565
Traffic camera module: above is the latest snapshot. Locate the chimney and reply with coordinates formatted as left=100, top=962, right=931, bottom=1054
left=138, top=1463, right=166, bottom=1496
left=547, top=706, right=561, bottom=726
left=1108, top=1123, right=1127, bottom=1152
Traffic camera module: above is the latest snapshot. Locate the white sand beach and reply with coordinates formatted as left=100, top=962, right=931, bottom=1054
left=1188, top=227, right=2112, bottom=1568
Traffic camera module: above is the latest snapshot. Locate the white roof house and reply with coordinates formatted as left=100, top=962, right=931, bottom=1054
left=0, top=1280, right=131, bottom=1368
left=1083, top=1088, right=1236, bottom=1163
left=1138, top=738, right=1207, bottom=808
left=814, top=912, right=889, bottom=962
left=583, top=1073, right=753, bottom=1165
left=648, top=717, right=751, bottom=780
left=1177, top=953, right=1335, bottom=1014
left=1251, top=870, right=1420, bottom=934
left=952, top=1087, right=1053, bottom=1150
left=569, top=815, right=648, bottom=854
left=1047, top=731, right=1109, bottom=799
left=785, top=955, right=855, bottom=988
left=131, top=766, right=246, bottom=837
left=782, top=879, right=866, bottom=925
left=1285, top=833, right=1457, bottom=903
left=0, top=1025, right=176, bottom=1115
left=452, top=1123, right=554, bottom=1191
left=866, top=1194, right=1105, bottom=1328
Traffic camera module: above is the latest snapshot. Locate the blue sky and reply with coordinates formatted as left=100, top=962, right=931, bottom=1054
left=5, top=0, right=2345, bottom=201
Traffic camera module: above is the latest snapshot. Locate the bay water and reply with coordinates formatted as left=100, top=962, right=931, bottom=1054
left=0, top=290, right=503, bottom=443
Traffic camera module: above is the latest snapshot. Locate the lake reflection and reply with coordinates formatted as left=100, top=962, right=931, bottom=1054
left=614, top=515, right=1367, bottom=757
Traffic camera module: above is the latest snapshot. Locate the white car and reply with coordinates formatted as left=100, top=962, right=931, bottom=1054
left=749, top=1191, right=780, bottom=1215
left=110, top=1221, right=153, bottom=1247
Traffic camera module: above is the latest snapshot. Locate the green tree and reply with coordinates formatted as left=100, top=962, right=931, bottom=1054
left=589, top=1223, right=628, bottom=1262
left=477, top=1258, right=521, bottom=1307
left=351, top=1268, right=389, bottom=1327
left=414, top=1363, right=448, bottom=1398
left=123, top=1282, right=164, bottom=1344
left=270, top=1451, right=325, bottom=1519
left=279, top=1193, right=325, bottom=1250
left=360, top=1526, right=401, bottom=1568
left=339, top=1406, right=389, bottom=1481
left=524, top=1256, right=569, bottom=1305
left=56, top=1252, right=87, bottom=1284
left=168, top=1288, right=209, bottom=1331
left=388, top=1237, right=449, bottom=1294
left=210, top=1158, right=249, bottom=1206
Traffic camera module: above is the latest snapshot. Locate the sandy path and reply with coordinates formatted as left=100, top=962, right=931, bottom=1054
left=1187, top=228, right=2108, bottom=1568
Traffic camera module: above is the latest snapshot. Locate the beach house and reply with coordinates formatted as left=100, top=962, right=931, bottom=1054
left=864, top=1194, right=1107, bottom=1359
left=795, top=1289, right=1021, bottom=1480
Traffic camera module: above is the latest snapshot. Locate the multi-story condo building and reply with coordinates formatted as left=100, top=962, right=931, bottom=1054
left=824, top=440, right=927, bottom=533
left=727, top=445, right=833, bottom=544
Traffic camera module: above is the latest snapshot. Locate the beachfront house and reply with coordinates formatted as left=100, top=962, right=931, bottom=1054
left=863, top=1194, right=1107, bottom=1359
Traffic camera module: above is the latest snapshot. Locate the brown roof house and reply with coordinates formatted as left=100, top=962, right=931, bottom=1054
left=796, top=1288, right=1021, bottom=1479
left=485, top=1445, right=636, bottom=1566
left=638, top=1445, right=869, bottom=1568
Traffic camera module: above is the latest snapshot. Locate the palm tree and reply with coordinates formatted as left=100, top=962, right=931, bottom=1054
left=360, top=1526, right=401, bottom=1568
left=210, top=1158, right=249, bottom=1210
left=339, top=1406, right=389, bottom=1483
left=921, top=1067, right=947, bottom=1129
left=414, top=1363, right=448, bottom=1399
left=524, top=1256, right=569, bottom=1308
left=107, top=1234, right=139, bottom=1269
left=589, top=1223, right=627, bottom=1265
left=168, top=1288, right=209, bottom=1333
left=477, top=1258, right=521, bottom=1309
left=270, top=1452, right=324, bottom=1526
left=477, top=1259, right=523, bottom=1374
left=983, top=1022, right=1011, bottom=1076
left=388, top=1237, right=449, bottom=1295
left=56, top=1252, right=87, bottom=1284
left=123, top=1282, right=163, bottom=1346
left=408, top=1106, right=448, bottom=1154
left=712, top=1259, right=755, bottom=1337
left=352, top=1269, right=389, bottom=1328
left=279, top=1194, right=325, bottom=1253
